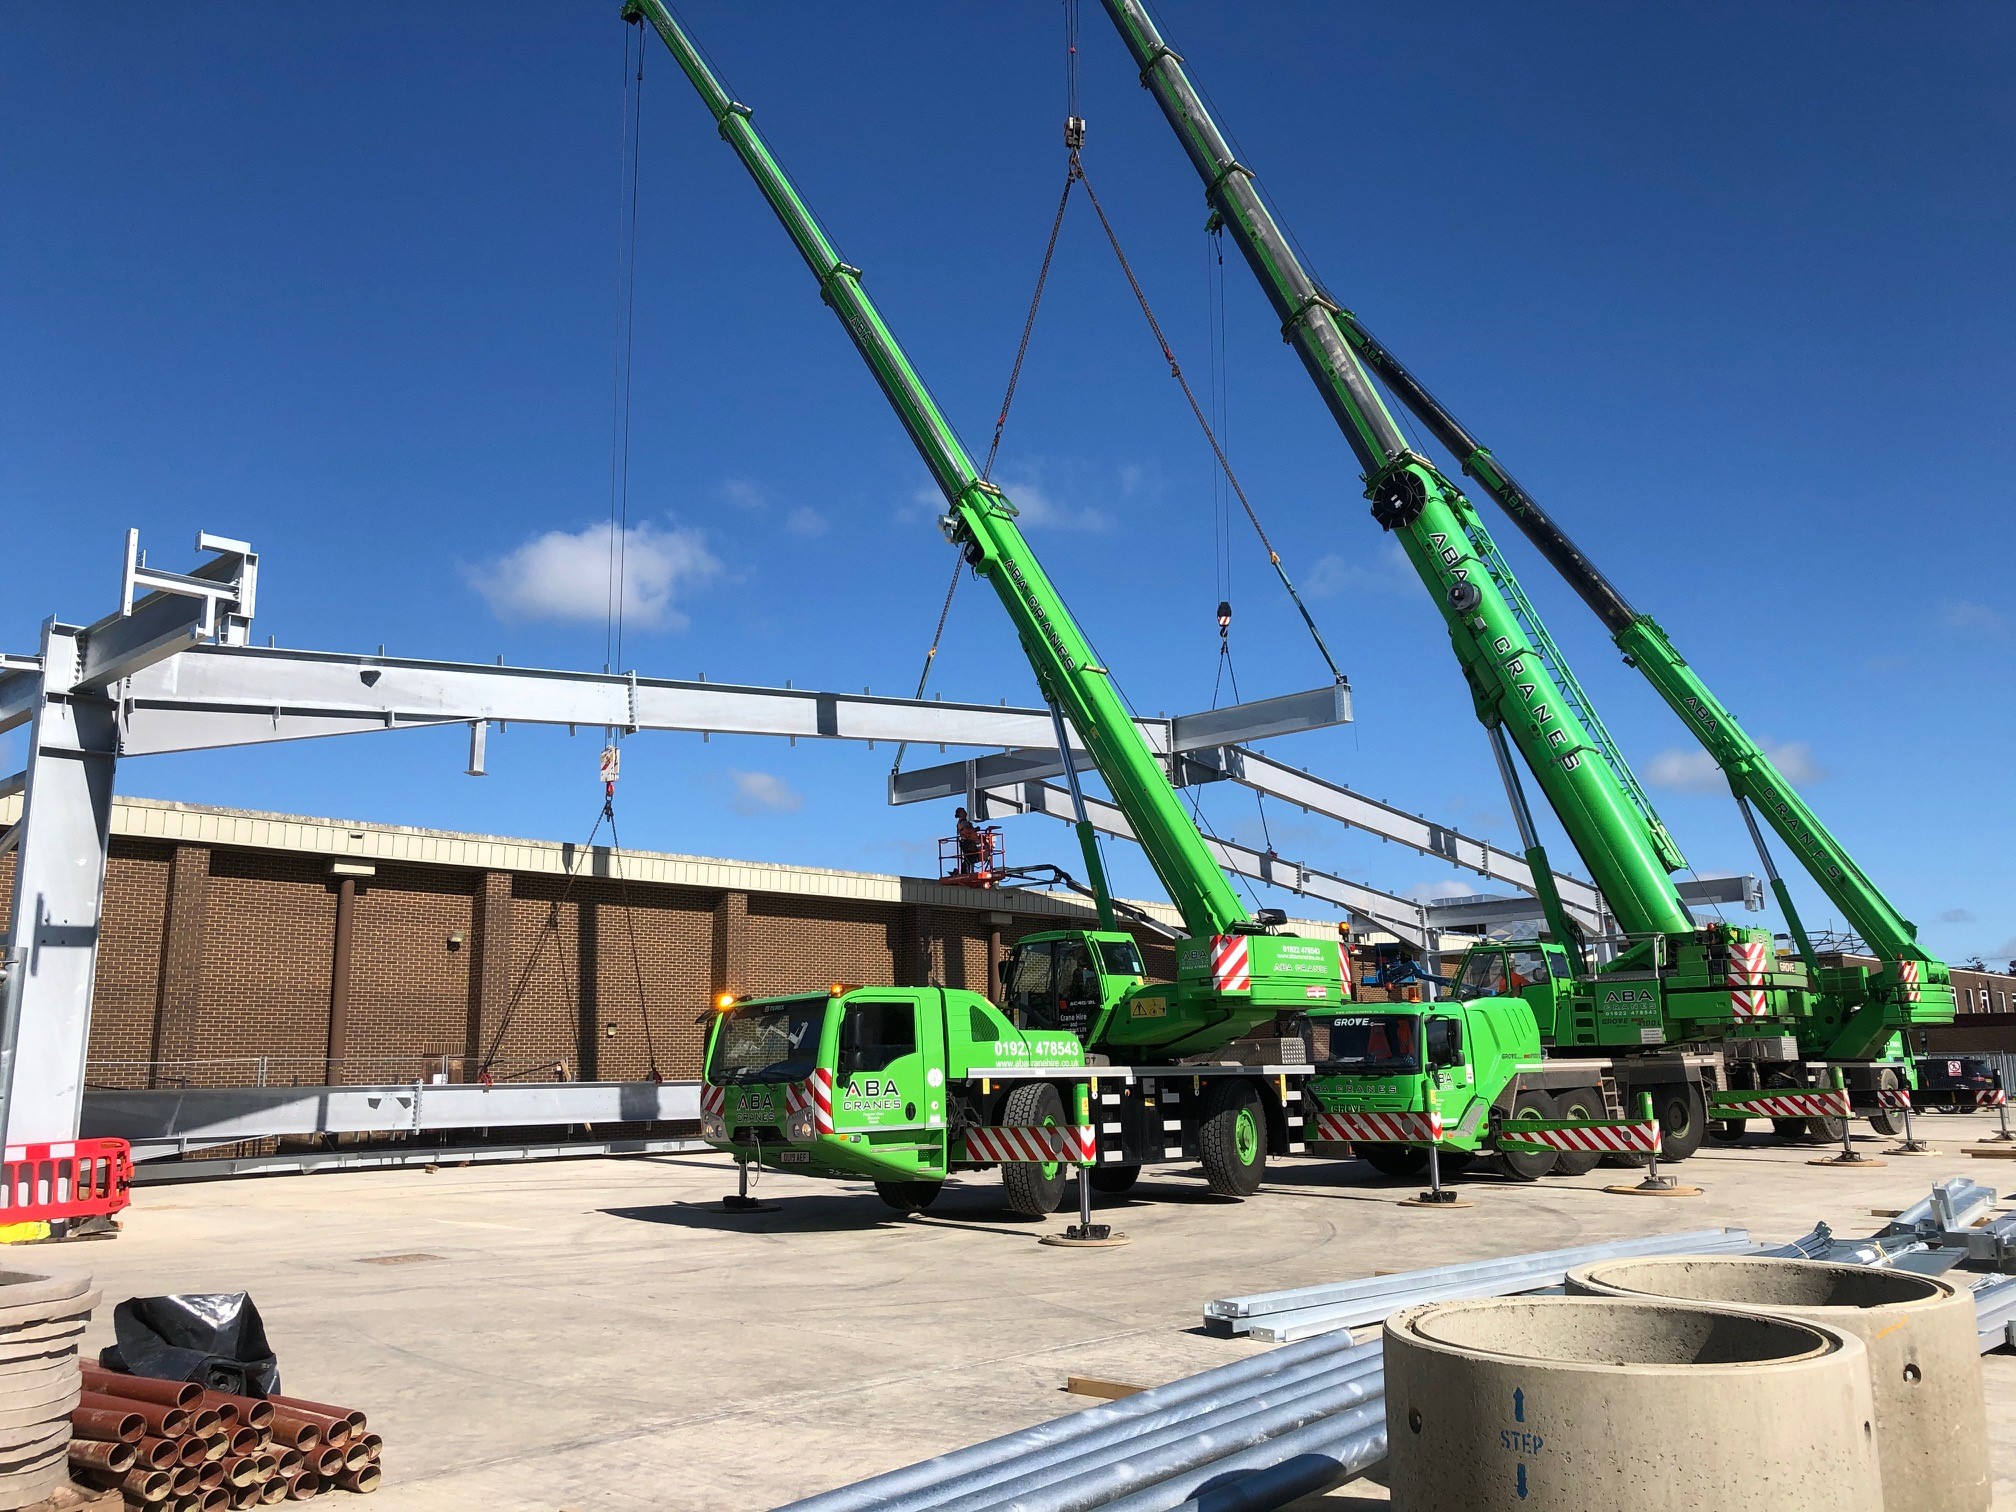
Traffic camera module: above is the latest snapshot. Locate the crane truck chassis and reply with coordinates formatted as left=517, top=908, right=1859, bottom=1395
left=699, top=980, right=1327, bottom=1214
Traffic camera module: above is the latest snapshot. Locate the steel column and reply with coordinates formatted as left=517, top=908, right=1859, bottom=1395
left=1, top=624, right=119, bottom=1146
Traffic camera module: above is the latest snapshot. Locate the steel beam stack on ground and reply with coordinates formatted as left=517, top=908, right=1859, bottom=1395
left=1201, top=1227, right=1778, bottom=1342
left=69, top=1369, right=379, bottom=1507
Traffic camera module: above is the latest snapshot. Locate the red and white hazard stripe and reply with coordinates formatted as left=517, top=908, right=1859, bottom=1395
left=1336, top=940, right=1355, bottom=999
left=1500, top=1119, right=1660, bottom=1156
left=1896, top=959, right=1922, bottom=1004
left=1313, top=1109, right=1442, bottom=1145
left=699, top=1083, right=724, bottom=1117
left=963, top=1125, right=1095, bottom=1165
left=785, top=1068, right=835, bottom=1134
left=1729, top=990, right=1769, bottom=1018
left=1878, top=1087, right=1912, bottom=1110
left=1977, top=1089, right=2008, bottom=1109
left=1211, top=935, right=1252, bottom=993
left=1712, top=1090, right=1848, bottom=1121
left=1726, top=940, right=1769, bottom=986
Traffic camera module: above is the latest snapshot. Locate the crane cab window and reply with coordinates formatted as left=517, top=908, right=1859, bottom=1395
left=1455, top=951, right=1508, bottom=1001
left=1506, top=949, right=1547, bottom=992
left=839, top=1001, right=915, bottom=1076
left=1003, top=939, right=1100, bottom=1029
left=1095, top=938, right=1145, bottom=978
left=1425, top=1016, right=1462, bottom=1067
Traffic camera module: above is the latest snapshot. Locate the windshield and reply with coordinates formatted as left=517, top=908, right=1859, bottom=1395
left=1454, top=951, right=1507, bottom=1002
left=1096, top=939, right=1145, bottom=978
left=710, top=999, right=827, bottom=1083
left=1319, top=1013, right=1421, bottom=1074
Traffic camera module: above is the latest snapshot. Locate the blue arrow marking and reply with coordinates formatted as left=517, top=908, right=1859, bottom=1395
left=1513, top=1387, right=1524, bottom=1423
left=1517, top=1464, right=1529, bottom=1500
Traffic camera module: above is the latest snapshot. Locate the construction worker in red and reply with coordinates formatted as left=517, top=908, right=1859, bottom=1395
left=954, top=807, right=985, bottom=875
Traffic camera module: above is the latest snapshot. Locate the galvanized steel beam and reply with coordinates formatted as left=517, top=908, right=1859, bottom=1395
left=84, top=1078, right=704, bottom=1160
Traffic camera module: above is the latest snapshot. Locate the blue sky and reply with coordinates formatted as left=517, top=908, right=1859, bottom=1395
left=4, top=3, right=2011, bottom=965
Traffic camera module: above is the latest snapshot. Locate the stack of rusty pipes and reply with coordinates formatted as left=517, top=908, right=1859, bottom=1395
left=68, top=1365, right=381, bottom=1508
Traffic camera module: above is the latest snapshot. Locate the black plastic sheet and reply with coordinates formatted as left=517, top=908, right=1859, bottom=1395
left=99, top=1292, right=279, bottom=1396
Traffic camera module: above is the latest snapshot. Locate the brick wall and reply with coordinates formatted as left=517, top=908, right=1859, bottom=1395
left=20, top=814, right=1223, bottom=1091
left=84, top=840, right=171, bottom=1087
left=197, top=850, right=336, bottom=1086
left=346, top=866, right=476, bottom=1079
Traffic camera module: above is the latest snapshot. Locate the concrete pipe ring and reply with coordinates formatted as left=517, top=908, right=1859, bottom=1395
left=1383, top=1296, right=1880, bottom=1512
left=1567, top=1255, right=1988, bottom=1512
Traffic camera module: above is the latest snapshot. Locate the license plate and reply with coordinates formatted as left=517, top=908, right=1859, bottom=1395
left=779, top=1150, right=810, bottom=1164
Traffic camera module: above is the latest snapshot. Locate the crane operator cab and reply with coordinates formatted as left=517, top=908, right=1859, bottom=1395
left=1000, top=930, right=1146, bottom=1041
left=1453, top=940, right=1575, bottom=1040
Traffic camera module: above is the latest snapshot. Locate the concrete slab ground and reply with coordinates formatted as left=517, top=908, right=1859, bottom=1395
left=57, top=1114, right=2016, bottom=1510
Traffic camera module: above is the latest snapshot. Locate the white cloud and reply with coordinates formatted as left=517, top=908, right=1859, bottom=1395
left=729, top=770, right=803, bottom=816
left=720, top=478, right=767, bottom=512
left=468, top=520, right=719, bottom=630
left=784, top=506, right=828, bottom=538
left=997, top=476, right=1111, bottom=533
left=1645, top=739, right=1825, bottom=793
left=1305, top=541, right=1412, bottom=599
left=1939, top=599, right=2008, bottom=637
left=1938, top=907, right=1976, bottom=925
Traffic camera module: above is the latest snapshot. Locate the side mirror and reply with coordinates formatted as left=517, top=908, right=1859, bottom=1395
left=836, top=1015, right=863, bottom=1077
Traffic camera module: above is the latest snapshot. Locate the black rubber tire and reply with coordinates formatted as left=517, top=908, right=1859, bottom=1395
left=999, top=1082, right=1071, bottom=1217
left=1494, top=1091, right=1559, bottom=1181
left=1549, top=1088, right=1604, bottom=1177
left=1655, top=1082, right=1708, bottom=1162
left=1708, top=1118, right=1747, bottom=1144
left=1199, top=1080, right=1268, bottom=1198
left=1867, top=1109, right=1900, bottom=1137
left=1769, top=1116, right=1808, bottom=1142
left=1362, top=1144, right=1428, bottom=1179
left=1089, top=1164, right=1140, bottom=1195
left=1437, top=1149, right=1478, bottom=1176
left=874, top=1179, right=942, bottom=1212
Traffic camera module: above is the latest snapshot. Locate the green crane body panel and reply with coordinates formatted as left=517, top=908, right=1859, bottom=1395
left=631, top=1, right=1347, bottom=1182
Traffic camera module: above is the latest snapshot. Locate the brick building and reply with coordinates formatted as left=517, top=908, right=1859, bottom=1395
left=0, top=797, right=1292, bottom=1093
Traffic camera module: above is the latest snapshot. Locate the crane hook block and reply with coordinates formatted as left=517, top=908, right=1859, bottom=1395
left=1065, top=116, right=1087, bottom=150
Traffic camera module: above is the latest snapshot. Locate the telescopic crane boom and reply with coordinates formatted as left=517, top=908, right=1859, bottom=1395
left=627, top=0, right=1346, bottom=1067
left=1096, top=0, right=1949, bottom=1061
left=624, top=0, right=1242, bottom=941
left=1095, top=0, right=1690, bottom=952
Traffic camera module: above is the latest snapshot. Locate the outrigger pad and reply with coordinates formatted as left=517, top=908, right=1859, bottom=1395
left=1041, top=1223, right=1129, bottom=1248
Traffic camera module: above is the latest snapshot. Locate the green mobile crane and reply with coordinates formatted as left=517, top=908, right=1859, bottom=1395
left=1099, top=0, right=1949, bottom=1166
left=627, top=1, right=1348, bottom=1213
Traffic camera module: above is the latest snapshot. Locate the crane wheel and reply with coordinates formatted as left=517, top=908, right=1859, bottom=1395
left=1549, top=1089, right=1603, bottom=1177
left=1493, top=1091, right=1559, bottom=1181
left=1089, top=1165, right=1140, bottom=1195
left=999, top=1082, right=1071, bottom=1217
left=1199, top=1080, right=1267, bottom=1198
left=1708, top=1118, right=1748, bottom=1144
left=1362, top=1144, right=1429, bottom=1179
left=1654, top=1083, right=1707, bottom=1161
left=874, top=1180, right=943, bottom=1212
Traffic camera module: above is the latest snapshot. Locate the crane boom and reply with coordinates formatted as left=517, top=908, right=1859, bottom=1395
left=625, top=0, right=1246, bottom=941
left=1300, top=280, right=1948, bottom=1055
left=1322, top=322, right=1936, bottom=977
left=1098, top=0, right=1690, bottom=941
